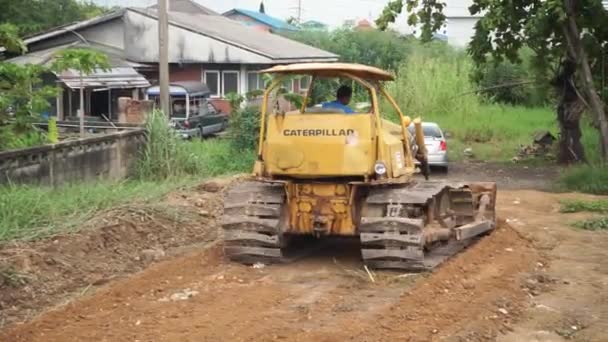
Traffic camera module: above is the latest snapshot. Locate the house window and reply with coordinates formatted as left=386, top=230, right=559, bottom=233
left=247, top=71, right=266, bottom=92
left=204, top=70, right=220, bottom=97
left=222, top=71, right=239, bottom=96
left=299, top=76, right=311, bottom=92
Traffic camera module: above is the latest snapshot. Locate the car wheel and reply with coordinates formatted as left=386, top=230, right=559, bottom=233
left=199, top=127, right=205, bottom=140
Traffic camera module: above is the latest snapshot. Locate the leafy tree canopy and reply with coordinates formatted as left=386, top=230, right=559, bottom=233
left=51, top=48, right=111, bottom=75
left=376, top=0, right=608, bottom=161
left=376, top=0, right=445, bottom=42
left=0, top=0, right=107, bottom=36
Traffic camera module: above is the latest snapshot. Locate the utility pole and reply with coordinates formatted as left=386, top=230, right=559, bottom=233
left=158, top=0, right=170, bottom=116
left=297, top=0, right=302, bottom=24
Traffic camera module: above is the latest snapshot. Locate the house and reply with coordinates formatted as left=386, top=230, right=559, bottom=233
left=223, top=8, right=298, bottom=33
left=3, top=1, right=337, bottom=120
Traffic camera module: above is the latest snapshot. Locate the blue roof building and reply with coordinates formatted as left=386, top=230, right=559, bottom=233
left=223, top=8, right=298, bottom=33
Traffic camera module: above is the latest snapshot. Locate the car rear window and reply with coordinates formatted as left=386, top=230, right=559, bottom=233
left=423, top=126, right=442, bottom=138
left=407, top=125, right=443, bottom=138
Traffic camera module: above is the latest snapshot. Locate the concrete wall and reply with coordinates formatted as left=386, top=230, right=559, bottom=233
left=0, top=130, right=146, bottom=186
left=80, top=18, right=125, bottom=50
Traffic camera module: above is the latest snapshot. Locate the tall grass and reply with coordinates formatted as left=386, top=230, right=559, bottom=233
left=384, top=51, right=560, bottom=161
left=556, top=164, right=608, bottom=195
left=135, top=110, right=203, bottom=180
left=0, top=180, right=181, bottom=240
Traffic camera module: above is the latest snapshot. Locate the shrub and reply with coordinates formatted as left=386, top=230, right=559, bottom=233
left=385, top=48, right=481, bottom=120
left=136, top=110, right=202, bottom=180
left=230, top=106, right=261, bottom=151
left=557, top=164, right=608, bottom=195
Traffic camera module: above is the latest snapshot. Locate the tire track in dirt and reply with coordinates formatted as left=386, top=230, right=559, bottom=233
left=1, top=221, right=538, bottom=342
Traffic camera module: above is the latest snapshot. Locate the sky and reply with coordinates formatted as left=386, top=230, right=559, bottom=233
left=94, top=0, right=474, bottom=29
left=95, top=0, right=393, bottom=28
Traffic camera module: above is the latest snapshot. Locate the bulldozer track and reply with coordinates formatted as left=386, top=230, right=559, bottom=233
left=361, top=181, right=491, bottom=271
left=222, top=182, right=287, bottom=264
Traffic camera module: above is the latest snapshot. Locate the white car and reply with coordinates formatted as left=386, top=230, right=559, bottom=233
left=408, top=122, right=448, bottom=171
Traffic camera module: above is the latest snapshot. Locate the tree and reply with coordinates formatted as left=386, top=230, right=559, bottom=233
left=376, top=0, right=608, bottom=163
left=376, top=0, right=445, bottom=42
left=51, top=48, right=110, bottom=138
left=0, top=24, right=57, bottom=150
left=259, top=1, right=266, bottom=14
left=0, top=0, right=107, bottom=36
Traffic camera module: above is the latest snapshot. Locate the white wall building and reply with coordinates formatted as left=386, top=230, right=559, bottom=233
left=392, top=0, right=479, bottom=48
left=397, top=0, right=608, bottom=48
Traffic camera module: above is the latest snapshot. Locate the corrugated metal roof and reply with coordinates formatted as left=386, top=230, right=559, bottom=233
left=131, top=8, right=338, bottom=62
left=224, top=8, right=298, bottom=31
left=0, top=9, right=126, bottom=53
left=57, top=67, right=150, bottom=89
left=148, top=0, right=218, bottom=15
left=6, top=42, right=146, bottom=68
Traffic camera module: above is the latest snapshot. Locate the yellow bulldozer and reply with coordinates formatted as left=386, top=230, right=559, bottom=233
left=222, top=63, right=496, bottom=270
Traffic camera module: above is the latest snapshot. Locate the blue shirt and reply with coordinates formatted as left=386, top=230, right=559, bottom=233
left=322, top=100, right=355, bottom=114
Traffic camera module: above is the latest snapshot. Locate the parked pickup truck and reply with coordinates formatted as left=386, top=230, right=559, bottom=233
left=146, top=81, right=228, bottom=139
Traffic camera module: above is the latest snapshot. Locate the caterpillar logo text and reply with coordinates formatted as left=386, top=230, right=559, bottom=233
left=283, top=129, right=356, bottom=137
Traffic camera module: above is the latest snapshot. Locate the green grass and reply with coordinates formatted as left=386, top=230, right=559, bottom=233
left=0, top=180, right=183, bottom=241
left=573, top=217, right=608, bottom=231
left=556, top=164, right=608, bottom=195
left=560, top=199, right=608, bottom=213
left=0, top=139, right=253, bottom=241
left=184, top=139, right=255, bottom=177
left=560, top=197, right=608, bottom=232
left=383, top=50, right=603, bottom=164
left=433, top=105, right=556, bottom=162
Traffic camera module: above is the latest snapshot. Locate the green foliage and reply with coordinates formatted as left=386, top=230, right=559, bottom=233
left=47, top=117, right=59, bottom=144
left=0, top=23, right=26, bottom=54
left=225, top=92, right=245, bottom=113
left=383, top=48, right=565, bottom=161
left=0, top=179, right=182, bottom=241
left=472, top=49, right=552, bottom=106
left=0, top=127, right=47, bottom=150
left=0, top=62, right=58, bottom=150
left=560, top=199, right=608, bottom=213
left=572, top=217, right=608, bottom=231
left=185, top=139, right=255, bottom=176
left=136, top=110, right=202, bottom=180
left=0, top=138, right=253, bottom=241
left=51, top=48, right=111, bottom=76
left=287, top=28, right=413, bottom=71
left=376, top=0, right=446, bottom=42
left=0, top=0, right=108, bottom=36
left=557, top=164, right=608, bottom=195
left=385, top=46, right=479, bottom=120
left=283, top=93, right=304, bottom=109
left=230, top=106, right=261, bottom=151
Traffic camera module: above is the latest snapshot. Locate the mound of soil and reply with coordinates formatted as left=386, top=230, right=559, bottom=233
left=0, top=180, right=228, bottom=328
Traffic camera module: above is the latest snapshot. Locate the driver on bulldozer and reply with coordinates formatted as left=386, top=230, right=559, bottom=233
left=322, top=85, right=355, bottom=114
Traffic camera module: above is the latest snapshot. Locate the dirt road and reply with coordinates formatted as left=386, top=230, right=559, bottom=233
left=1, top=178, right=607, bottom=341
